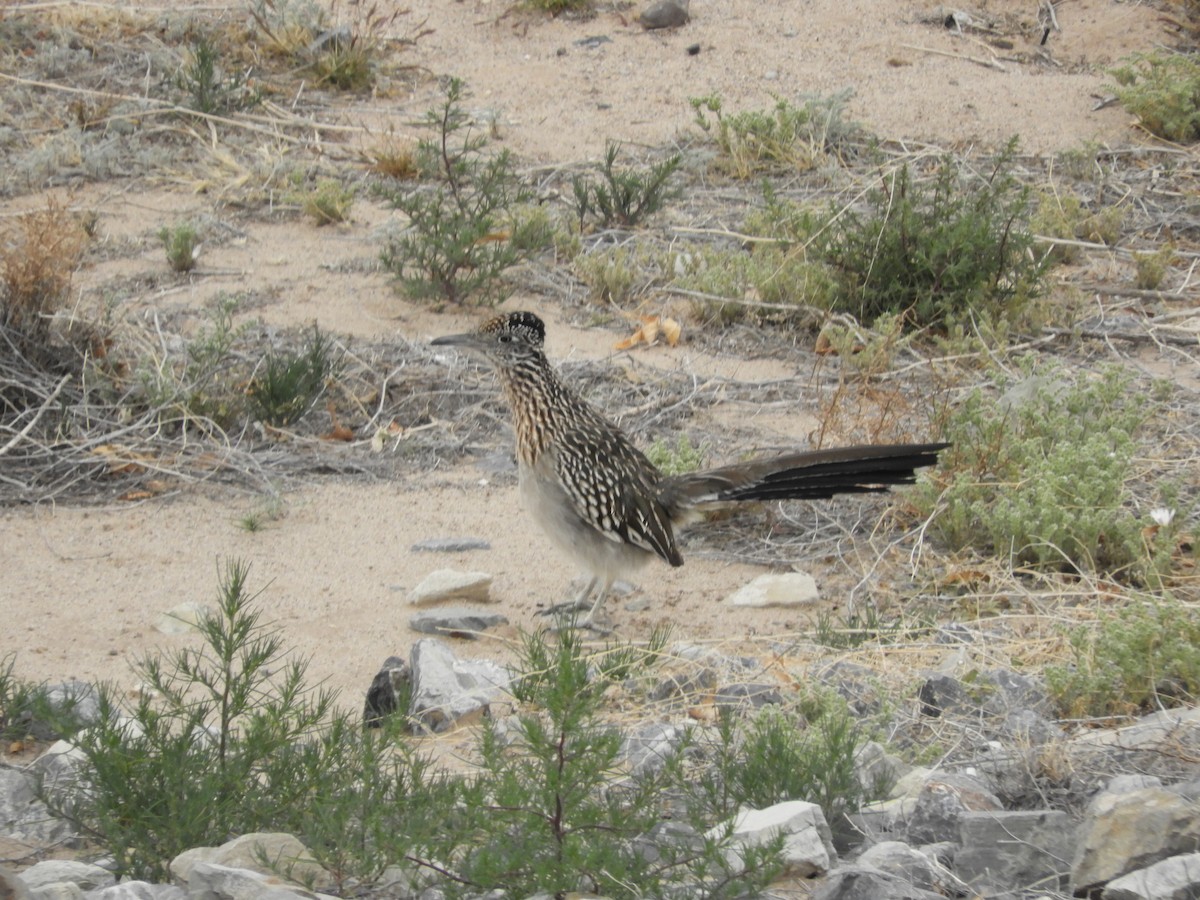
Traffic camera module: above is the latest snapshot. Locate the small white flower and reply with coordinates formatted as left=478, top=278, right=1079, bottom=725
left=1149, top=507, right=1175, bottom=527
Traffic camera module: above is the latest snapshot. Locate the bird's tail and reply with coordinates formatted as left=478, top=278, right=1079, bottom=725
left=661, top=442, right=949, bottom=509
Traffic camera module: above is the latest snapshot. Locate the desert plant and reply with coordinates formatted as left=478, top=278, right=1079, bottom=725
left=1109, top=50, right=1200, bottom=142
left=424, top=626, right=783, bottom=898
left=174, top=36, right=259, bottom=115
left=1046, top=599, right=1200, bottom=718
left=1134, top=244, right=1175, bottom=289
left=645, top=434, right=708, bottom=476
left=246, top=326, right=337, bottom=426
left=690, top=90, right=858, bottom=177
left=819, top=138, right=1046, bottom=330
left=726, top=702, right=888, bottom=839
left=523, top=0, right=591, bottom=14
left=918, top=363, right=1177, bottom=581
left=40, top=560, right=339, bottom=880
left=380, top=77, right=531, bottom=306
left=571, top=143, right=681, bottom=229
left=0, top=201, right=89, bottom=355
left=300, top=178, right=355, bottom=225
left=159, top=222, right=200, bottom=272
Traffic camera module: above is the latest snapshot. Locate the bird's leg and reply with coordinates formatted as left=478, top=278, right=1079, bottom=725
left=537, top=575, right=599, bottom=617
left=538, top=576, right=615, bottom=633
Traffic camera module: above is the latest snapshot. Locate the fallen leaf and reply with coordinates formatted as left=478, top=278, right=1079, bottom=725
left=323, top=424, right=355, bottom=442
left=614, top=315, right=683, bottom=350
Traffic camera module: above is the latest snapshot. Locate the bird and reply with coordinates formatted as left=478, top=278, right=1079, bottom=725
left=432, top=311, right=948, bottom=630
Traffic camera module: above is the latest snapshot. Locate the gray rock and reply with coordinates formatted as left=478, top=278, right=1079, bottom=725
left=647, top=664, right=716, bottom=701
left=857, top=841, right=961, bottom=895
left=622, top=722, right=682, bottom=775
left=1102, top=851, right=1200, bottom=900
left=410, top=537, right=491, bottom=553
left=185, top=861, right=318, bottom=900
left=409, top=638, right=511, bottom=732
left=905, top=772, right=1002, bottom=845
left=363, top=656, right=410, bottom=727
left=811, top=864, right=944, bottom=900
left=955, top=809, right=1073, bottom=895
left=19, top=863, right=112, bottom=893
left=0, top=766, right=76, bottom=846
left=727, top=572, right=818, bottom=608
left=714, top=682, right=782, bottom=711
left=638, top=0, right=688, bottom=29
left=1072, top=786, right=1200, bottom=896
left=711, top=800, right=836, bottom=877
left=853, top=741, right=911, bottom=797
left=845, top=797, right=917, bottom=844
left=1002, top=707, right=1064, bottom=744
left=980, top=668, right=1050, bottom=716
left=83, top=883, right=185, bottom=900
left=916, top=674, right=972, bottom=718
left=0, top=865, right=32, bottom=900
left=632, top=820, right=703, bottom=864
left=27, top=885, right=81, bottom=900
left=171, top=833, right=333, bottom=893
left=409, top=569, right=493, bottom=606
left=409, top=607, right=508, bottom=639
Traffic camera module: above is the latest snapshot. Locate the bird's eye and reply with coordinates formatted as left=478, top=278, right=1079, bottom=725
left=498, top=334, right=512, bottom=343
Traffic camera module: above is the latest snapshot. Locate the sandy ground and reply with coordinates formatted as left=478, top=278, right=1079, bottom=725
left=0, top=0, right=1176, bottom=705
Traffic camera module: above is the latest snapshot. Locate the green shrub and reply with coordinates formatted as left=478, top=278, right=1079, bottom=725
left=919, top=364, right=1177, bottom=580
left=645, top=434, right=708, bottom=476
left=380, top=77, right=531, bottom=306
left=571, top=143, right=681, bottom=229
left=1134, top=244, right=1175, bottom=289
left=247, top=326, right=337, bottom=426
left=1046, top=599, right=1200, bottom=718
left=1109, top=51, right=1200, bottom=143
left=41, top=560, right=340, bottom=880
left=174, top=36, right=259, bottom=115
left=819, top=138, right=1045, bottom=329
left=159, top=222, right=200, bottom=272
left=690, top=91, right=859, bottom=177
left=1030, top=191, right=1125, bottom=264
left=417, top=627, right=784, bottom=898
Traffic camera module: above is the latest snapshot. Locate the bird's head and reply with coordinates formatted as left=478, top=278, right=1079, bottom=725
left=431, top=311, right=547, bottom=368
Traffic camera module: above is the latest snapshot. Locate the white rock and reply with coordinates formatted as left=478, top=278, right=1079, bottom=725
left=155, top=602, right=209, bottom=634
left=18, top=860, right=113, bottom=892
left=727, top=572, right=819, bottom=608
left=708, top=799, right=836, bottom=877
left=409, top=570, right=493, bottom=606
left=172, top=833, right=333, bottom=892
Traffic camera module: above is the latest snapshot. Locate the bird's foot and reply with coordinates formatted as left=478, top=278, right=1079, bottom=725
left=535, top=598, right=590, bottom=618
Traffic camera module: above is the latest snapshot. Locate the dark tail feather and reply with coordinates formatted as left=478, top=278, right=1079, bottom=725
left=666, top=442, right=949, bottom=507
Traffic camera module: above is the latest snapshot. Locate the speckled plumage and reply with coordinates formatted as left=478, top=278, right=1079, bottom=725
left=432, top=311, right=948, bottom=628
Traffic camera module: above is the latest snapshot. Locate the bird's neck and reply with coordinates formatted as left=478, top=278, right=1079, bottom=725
left=497, top=355, right=572, bottom=466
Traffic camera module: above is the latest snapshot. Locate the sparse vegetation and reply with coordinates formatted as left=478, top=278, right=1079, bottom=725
left=159, top=221, right=201, bottom=272
left=380, top=77, right=532, bottom=306
left=918, top=363, right=1181, bottom=583
left=247, top=326, right=338, bottom=427
left=1046, top=599, right=1200, bottom=718
left=300, top=178, right=355, bottom=225
left=818, top=138, right=1046, bottom=330
left=572, top=143, right=681, bottom=229
left=0, top=201, right=90, bottom=361
left=645, top=434, right=708, bottom=475
left=1110, top=50, right=1200, bottom=142
left=173, top=36, right=260, bottom=115
left=690, top=90, right=860, bottom=177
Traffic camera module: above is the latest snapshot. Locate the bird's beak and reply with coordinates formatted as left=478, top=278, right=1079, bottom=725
left=431, top=331, right=479, bottom=349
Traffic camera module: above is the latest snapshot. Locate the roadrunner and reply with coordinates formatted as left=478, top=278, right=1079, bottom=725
left=432, top=311, right=947, bottom=629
